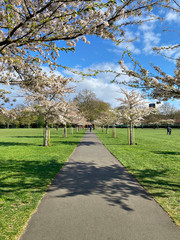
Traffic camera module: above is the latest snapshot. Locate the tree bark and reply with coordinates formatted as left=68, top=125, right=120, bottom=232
left=43, top=124, right=49, bottom=146
left=64, top=126, right=67, bottom=138
left=129, top=122, right=134, bottom=145
left=106, top=125, right=109, bottom=134
left=112, top=126, right=116, bottom=138
left=102, top=126, right=104, bottom=132
left=48, top=128, right=50, bottom=144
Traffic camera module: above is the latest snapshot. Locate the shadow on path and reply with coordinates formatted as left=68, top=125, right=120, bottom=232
left=48, top=160, right=152, bottom=212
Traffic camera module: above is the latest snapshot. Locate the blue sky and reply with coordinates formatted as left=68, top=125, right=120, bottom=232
left=51, top=5, right=180, bottom=109
left=3, top=4, right=180, bottom=110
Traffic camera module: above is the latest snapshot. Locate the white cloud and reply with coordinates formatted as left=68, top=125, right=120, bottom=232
left=138, top=21, right=155, bottom=32
left=142, top=31, right=161, bottom=54
left=154, top=45, right=180, bottom=63
left=64, top=62, right=135, bottom=108
left=1, top=64, right=127, bottom=109
left=111, top=41, right=141, bottom=55
left=108, top=29, right=141, bottom=55
left=3, top=61, right=179, bottom=110
left=111, top=17, right=161, bottom=56
left=136, top=17, right=163, bottom=55
left=165, top=12, right=180, bottom=22
left=72, top=76, right=122, bottom=108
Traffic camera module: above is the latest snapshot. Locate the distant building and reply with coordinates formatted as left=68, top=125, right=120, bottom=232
left=149, top=103, right=156, bottom=108
left=149, top=101, right=162, bottom=108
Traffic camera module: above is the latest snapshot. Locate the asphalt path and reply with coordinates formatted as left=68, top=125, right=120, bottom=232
left=20, top=131, right=180, bottom=240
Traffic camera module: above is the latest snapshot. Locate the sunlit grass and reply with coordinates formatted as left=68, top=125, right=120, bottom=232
left=95, top=128, right=180, bottom=226
left=0, top=128, right=86, bottom=240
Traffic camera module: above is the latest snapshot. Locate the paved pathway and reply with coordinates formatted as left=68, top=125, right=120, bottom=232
left=20, top=131, right=180, bottom=240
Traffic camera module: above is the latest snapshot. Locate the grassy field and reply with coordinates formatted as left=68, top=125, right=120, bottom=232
left=0, top=128, right=86, bottom=240
left=95, top=128, right=180, bottom=226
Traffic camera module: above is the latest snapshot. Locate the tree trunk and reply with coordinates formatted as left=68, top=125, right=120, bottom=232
left=102, top=126, right=104, bottom=132
left=106, top=125, right=109, bottom=134
left=48, top=128, right=50, bottom=144
left=43, top=125, right=49, bottom=146
left=70, top=127, right=73, bottom=135
left=112, top=126, right=116, bottom=138
left=64, top=126, right=67, bottom=138
left=76, top=126, right=79, bottom=132
left=129, top=122, right=134, bottom=145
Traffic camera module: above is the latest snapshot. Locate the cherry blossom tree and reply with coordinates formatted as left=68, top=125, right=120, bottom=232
left=13, top=105, right=38, bottom=128
left=117, top=53, right=180, bottom=101
left=97, top=109, right=117, bottom=134
left=62, top=102, right=88, bottom=137
left=1, top=107, right=16, bottom=128
left=25, top=73, right=74, bottom=146
left=159, top=119, right=175, bottom=126
left=116, top=88, right=155, bottom=145
left=110, top=1, right=180, bottom=101
left=0, top=0, right=169, bottom=107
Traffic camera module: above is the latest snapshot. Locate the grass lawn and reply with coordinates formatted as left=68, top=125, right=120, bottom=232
left=0, top=128, right=86, bottom=240
left=95, top=128, right=180, bottom=226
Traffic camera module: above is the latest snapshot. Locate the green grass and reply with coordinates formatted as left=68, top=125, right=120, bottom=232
left=95, top=128, right=180, bottom=226
left=0, top=128, right=86, bottom=240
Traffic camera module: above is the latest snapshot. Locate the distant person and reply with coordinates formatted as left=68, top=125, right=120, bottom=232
left=90, top=125, right=92, bottom=132
left=167, top=126, right=171, bottom=135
